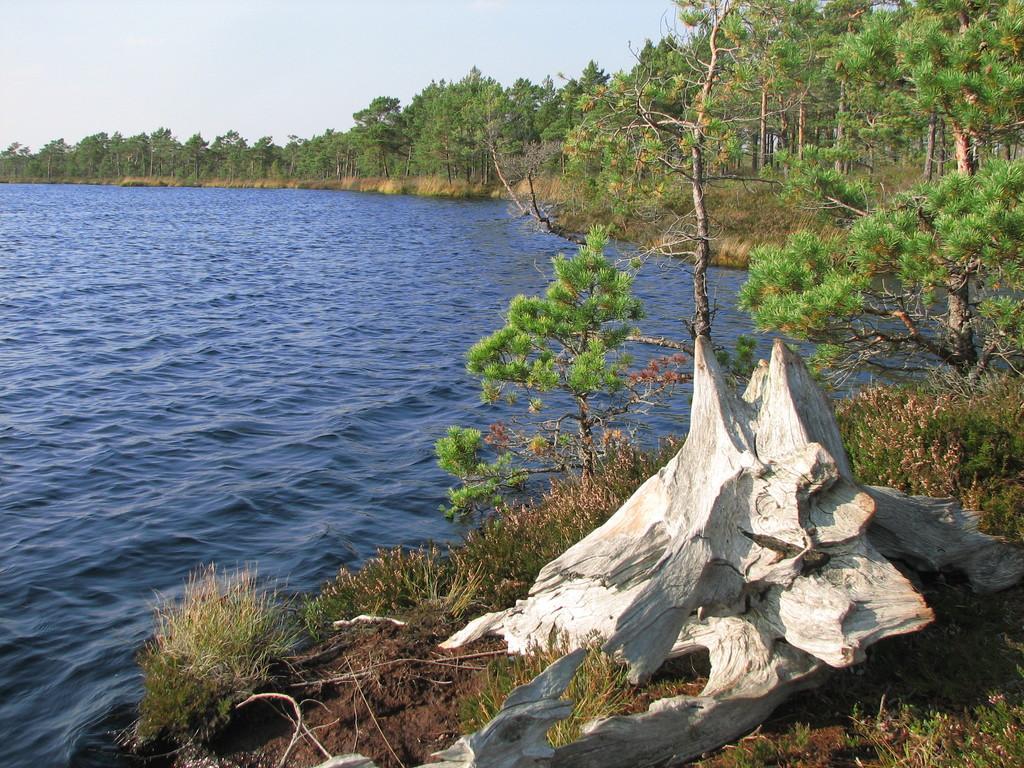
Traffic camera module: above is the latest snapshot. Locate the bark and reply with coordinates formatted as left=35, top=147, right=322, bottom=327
left=953, top=126, right=976, bottom=175
left=690, top=141, right=712, bottom=340
left=925, top=111, right=937, bottom=180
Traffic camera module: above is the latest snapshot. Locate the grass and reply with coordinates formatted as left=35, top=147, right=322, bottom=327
left=135, top=565, right=299, bottom=746
left=459, top=638, right=634, bottom=747
left=119, top=174, right=503, bottom=198
left=459, top=635, right=708, bottom=749
left=554, top=176, right=839, bottom=269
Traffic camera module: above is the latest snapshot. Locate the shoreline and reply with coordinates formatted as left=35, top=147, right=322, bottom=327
left=131, top=377, right=1024, bottom=767
left=0, top=174, right=505, bottom=200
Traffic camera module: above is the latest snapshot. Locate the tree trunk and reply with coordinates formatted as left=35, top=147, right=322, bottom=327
left=758, top=87, right=768, bottom=170
left=946, top=281, right=978, bottom=369
left=938, top=117, right=946, bottom=175
left=953, top=126, right=976, bottom=174
left=577, top=396, right=595, bottom=480
left=797, top=100, right=806, bottom=159
left=835, top=81, right=846, bottom=173
left=690, top=138, right=712, bottom=341
left=924, top=111, right=937, bottom=180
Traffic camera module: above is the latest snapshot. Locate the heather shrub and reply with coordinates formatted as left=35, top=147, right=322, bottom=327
left=836, top=376, right=1024, bottom=542
left=305, top=440, right=675, bottom=633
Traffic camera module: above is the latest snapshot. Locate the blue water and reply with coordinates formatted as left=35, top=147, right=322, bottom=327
left=0, top=184, right=766, bottom=767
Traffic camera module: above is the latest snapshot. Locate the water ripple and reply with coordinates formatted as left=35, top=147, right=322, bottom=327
left=0, top=183, right=767, bottom=767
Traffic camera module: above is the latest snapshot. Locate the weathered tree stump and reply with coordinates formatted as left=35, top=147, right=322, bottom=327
left=330, top=339, right=1024, bottom=768
left=439, top=337, right=1024, bottom=767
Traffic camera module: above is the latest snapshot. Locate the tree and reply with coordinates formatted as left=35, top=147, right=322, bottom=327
left=568, top=1, right=749, bottom=341
left=352, top=96, right=402, bottom=177
left=38, top=138, right=69, bottom=180
left=2, top=142, right=30, bottom=177
left=148, top=127, right=179, bottom=177
left=436, top=227, right=686, bottom=517
left=743, top=1, right=1024, bottom=379
left=740, top=159, right=1024, bottom=376
left=183, top=133, right=208, bottom=178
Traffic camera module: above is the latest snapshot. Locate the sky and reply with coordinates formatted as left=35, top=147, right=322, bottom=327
left=1, top=0, right=677, bottom=151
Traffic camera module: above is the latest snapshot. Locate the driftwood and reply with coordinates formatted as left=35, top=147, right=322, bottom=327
left=330, top=338, right=1024, bottom=768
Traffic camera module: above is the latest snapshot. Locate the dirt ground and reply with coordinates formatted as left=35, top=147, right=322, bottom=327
left=180, top=620, right=504, bottom=768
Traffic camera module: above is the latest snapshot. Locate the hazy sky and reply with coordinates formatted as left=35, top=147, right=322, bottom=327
left=1, top=0, right=677, bottom=150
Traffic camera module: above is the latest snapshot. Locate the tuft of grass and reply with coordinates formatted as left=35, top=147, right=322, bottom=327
left=836, top=374, right=1024, bottom=542
left=301, top=545, right=483, bottom=638
left=304, top=441, right=676, bottom=635
left=136, top=565, right=298, bottom=746
left=459, top=637, right=634, bottom=747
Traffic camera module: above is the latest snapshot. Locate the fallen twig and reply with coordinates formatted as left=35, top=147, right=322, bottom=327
left=236, top=691, right=330, bottom=767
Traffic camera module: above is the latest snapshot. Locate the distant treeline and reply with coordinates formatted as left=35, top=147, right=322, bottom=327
left=0, top=64, right=608, bottom=185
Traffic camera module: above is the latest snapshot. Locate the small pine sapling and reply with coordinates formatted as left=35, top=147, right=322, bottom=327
left=436, top=226, right=687, bottom=518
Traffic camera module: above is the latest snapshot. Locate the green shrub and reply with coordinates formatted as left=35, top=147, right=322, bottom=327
left=136, top=565, right=298, bottom=745
left=836, top=375, right=1024, bottom=542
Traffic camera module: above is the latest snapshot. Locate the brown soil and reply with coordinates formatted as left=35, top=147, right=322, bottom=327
left=182, top=620, right=505, bottom=768
left=158, top=582, right=1024, bottom=768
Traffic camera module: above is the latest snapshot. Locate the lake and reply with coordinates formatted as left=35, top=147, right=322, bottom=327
left=0, top=183, right=767, bottom=767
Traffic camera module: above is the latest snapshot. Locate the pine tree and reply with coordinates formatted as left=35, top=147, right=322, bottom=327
left=740, top=159, right=1024, bottom=376
left=436, top=227, right=685, bottom=517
